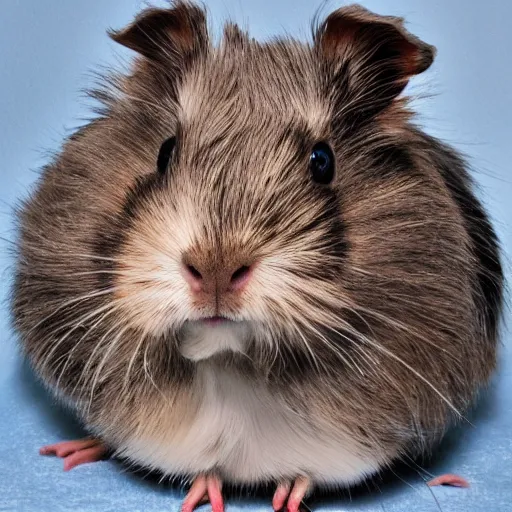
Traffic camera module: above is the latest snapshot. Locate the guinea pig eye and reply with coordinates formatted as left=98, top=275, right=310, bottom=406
left=309, top=142, right=335, bottom=185
left=157, top=136, right=176, bottom=175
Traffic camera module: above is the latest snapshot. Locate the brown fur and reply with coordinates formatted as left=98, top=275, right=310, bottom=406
left=11, top=1, right=503, bottom=488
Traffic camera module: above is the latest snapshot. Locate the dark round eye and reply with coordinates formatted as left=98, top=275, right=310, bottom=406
left=309, top=142, right=335, bottom=184
left=157, top=136, right=176, bottom=175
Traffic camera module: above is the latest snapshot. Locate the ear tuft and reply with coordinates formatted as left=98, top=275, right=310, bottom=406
left=223, top=22, right=250, bottom=48
left=109, top=1, right=208, bottom=62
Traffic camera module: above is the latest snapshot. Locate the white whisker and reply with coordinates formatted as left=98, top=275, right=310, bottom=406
left=86, top=323, right=133, bottom=412
left=143, top=333, right=172, bottom=406
left=37, top=299, right=119, bottom=375
left=26, top=287, right=119, bottom=339
left=53, top=305, right=120, bottom=390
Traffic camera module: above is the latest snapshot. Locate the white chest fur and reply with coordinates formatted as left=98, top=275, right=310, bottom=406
left=120, top=362, right=379, bottom=486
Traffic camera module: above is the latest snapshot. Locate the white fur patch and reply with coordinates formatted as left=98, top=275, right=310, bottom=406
left=118, top=355, right=381, bottom=486
left=179, top=321, right=250, bottom=361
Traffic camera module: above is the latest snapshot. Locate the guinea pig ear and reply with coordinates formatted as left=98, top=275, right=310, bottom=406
left=108, top=2, right=208, bottom=63
left=314, top=4, right=435, bottom=122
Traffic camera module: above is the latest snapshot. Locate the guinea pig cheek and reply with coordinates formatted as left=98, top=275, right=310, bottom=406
left=112, top=204, right=199, bottom=337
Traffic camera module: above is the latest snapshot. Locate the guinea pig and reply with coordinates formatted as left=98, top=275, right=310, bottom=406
left=11, top=2, right=504, bottom=511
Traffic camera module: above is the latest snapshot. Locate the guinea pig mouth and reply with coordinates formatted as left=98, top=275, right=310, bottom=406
left=199, top=316, right=232, bottom=327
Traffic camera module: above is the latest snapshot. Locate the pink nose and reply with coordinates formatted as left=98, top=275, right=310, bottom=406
left=182, top=259, right=253, bottom=295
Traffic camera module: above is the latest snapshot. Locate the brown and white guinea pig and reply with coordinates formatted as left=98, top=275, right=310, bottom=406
left=11, top=1, right=504, bottom=511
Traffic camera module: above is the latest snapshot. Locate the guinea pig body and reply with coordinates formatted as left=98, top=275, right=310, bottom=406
left=12, top=1, right=503, bottom=505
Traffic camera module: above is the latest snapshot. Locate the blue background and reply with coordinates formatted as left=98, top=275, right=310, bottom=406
left=0, top=1, right=510, bottom=511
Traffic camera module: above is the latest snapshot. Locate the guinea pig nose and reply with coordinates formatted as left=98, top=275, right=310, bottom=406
left=229, top=265, right=252, bottom=290
left=214, top=263, right=254, bottom=294
left=181, top=257, right=253, bottom=295
left=182, top=263, right=203, bottom=293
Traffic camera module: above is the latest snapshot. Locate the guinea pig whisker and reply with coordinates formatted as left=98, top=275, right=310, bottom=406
left=385, top=464, right=420, bottom=494
left=79, top=303, right=134, bottom=376
left=60, top=297, right=135, bottom=397
left=250, top=326, right=279, bottom=374
left=318, top=319, right=461, bottom=429
left=86, top=322, right=133, bottom=412
left=65, top=253, right=120, bottom=263
left=49, top=270, right=136, bottom=278
left=53, top=304, right=123, bottom=391
left=122, top=329, right=150, bottom=396
left=37, top=298, right=122, bottom=376
left=354, top=331, right=464, bottom=421
left=325, top=294, right=460, bottom=372
left=15, top=243, right=121, bottom=264
left=401, top=453, right=435, bottom=480
left=299, top=319, right=364, bottom=377
left=142, top=330, right=173, bottom=406
left=316, top=319, right=452, bottom=432
left=341, top=334, right=380, bottom=368
left=349, top=303, right=469, bottom=400
left=35, top=289, right=136, bottom=357
left=25, top=286, right=121, bottom=339
left=270, top=287, right=368, bottom=375
left=290, top=322, right=324, bottom=375
left=355, top=303, right=453, bottom=356
left=350, top=344, right=424, bottom=429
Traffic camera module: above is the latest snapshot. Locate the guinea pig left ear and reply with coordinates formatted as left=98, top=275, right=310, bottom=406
left=108, top=2, right=208, bottom=63
left=314, top=4, right=435, bottom=120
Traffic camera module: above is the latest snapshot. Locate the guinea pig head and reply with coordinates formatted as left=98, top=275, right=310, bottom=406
left=101, top=2, right=435, bottom=367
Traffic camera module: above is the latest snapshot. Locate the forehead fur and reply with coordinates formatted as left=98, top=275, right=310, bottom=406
left=178, top=34, right=329, bottom=139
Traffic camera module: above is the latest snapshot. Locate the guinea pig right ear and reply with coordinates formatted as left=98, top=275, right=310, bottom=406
left=108, top=2, right=208, bottom=63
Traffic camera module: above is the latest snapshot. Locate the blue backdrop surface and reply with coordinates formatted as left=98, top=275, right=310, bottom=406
left=0, top=1, right=510, bottom=511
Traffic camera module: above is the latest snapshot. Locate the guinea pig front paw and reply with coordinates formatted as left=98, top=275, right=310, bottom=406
left=181, top=474, right=224, bottom=512
left=39, top=437, right=109, bottom=471
left=272, top=476, right=311, bottom=512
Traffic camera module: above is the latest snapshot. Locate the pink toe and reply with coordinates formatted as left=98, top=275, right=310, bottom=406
left=63, top=444, right=108, bottom=471
left=273, top=483, right=291, bottom=511
left=286, top=476, right=310, bottom=512
left=286, top=501, right=300, bottom=512
left=180, top=504, right=193, bottom=512
left=181, top=476, right=208, bottom=512
left=207, top=476, right=224, bottom=512
left=427, top=473, right=470, bottom=488
left=40, top=438, right=100, bottom=458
